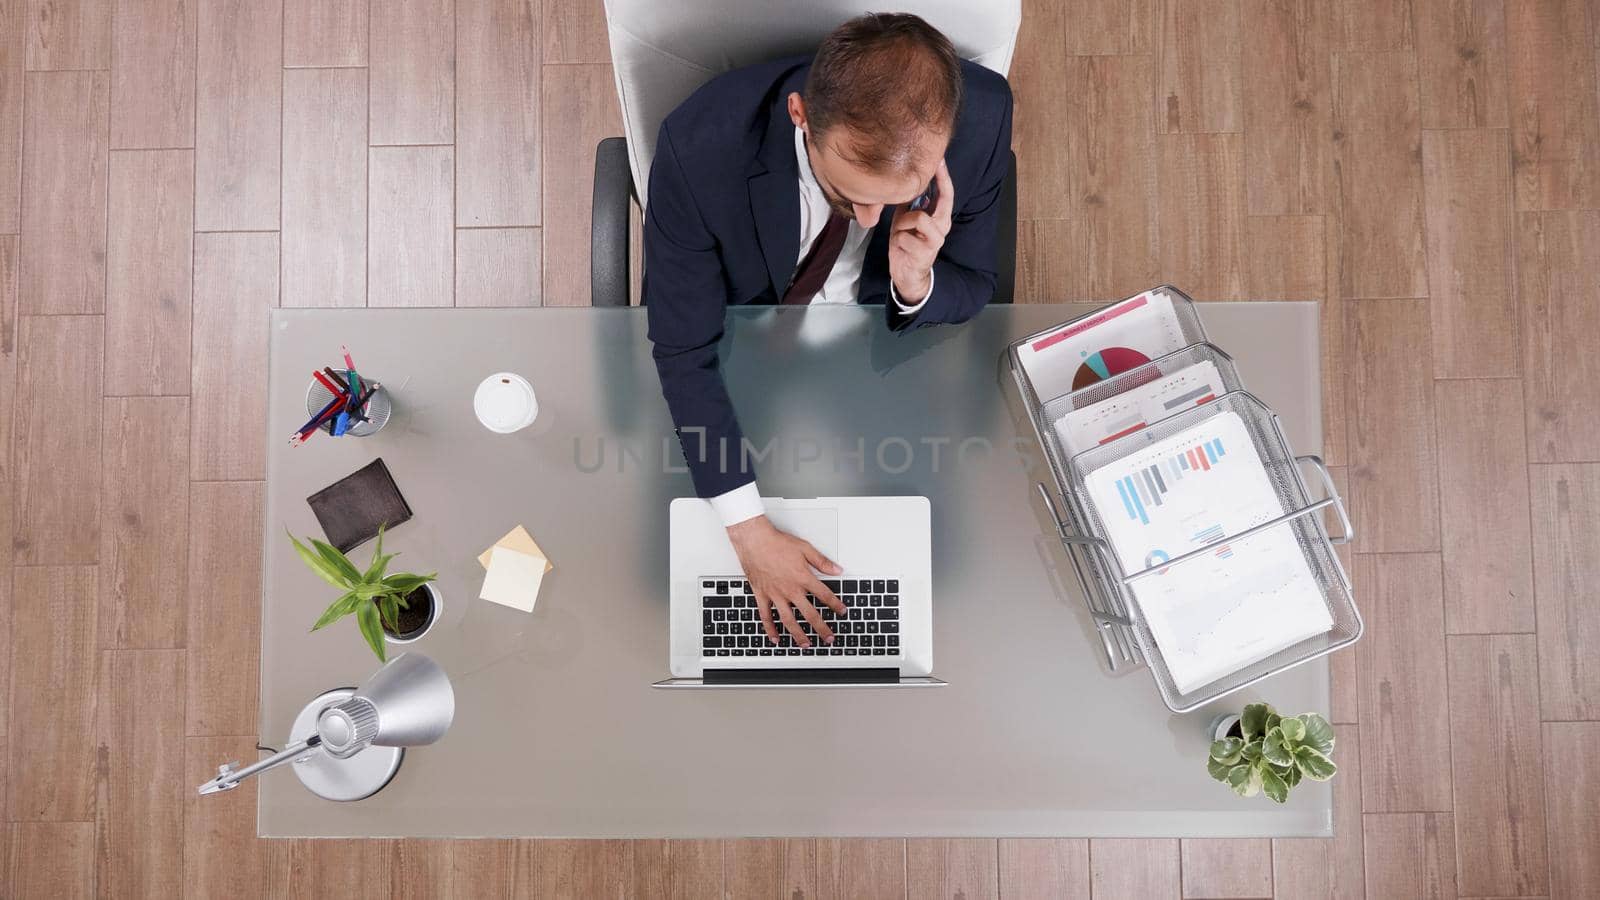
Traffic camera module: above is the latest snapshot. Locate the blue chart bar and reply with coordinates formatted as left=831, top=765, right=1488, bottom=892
left=1116, top=437, right=1230, bottom=524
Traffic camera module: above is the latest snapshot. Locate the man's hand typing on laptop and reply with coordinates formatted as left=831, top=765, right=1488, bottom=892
left=728, top=516, right=847, bottom=648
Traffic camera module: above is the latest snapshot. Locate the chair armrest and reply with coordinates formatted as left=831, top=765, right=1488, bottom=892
left=591, top=136, right=635, bottom=307
left=992, top=149, right=1017, bottom=305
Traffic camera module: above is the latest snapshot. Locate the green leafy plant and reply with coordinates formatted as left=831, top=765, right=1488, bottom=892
left=1207, top=702, right=1337, bottom=803
left=289, top=526, right=436, bottom=663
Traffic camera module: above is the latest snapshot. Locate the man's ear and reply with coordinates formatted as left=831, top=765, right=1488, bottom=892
left=786, top=92, right=807, bottom=130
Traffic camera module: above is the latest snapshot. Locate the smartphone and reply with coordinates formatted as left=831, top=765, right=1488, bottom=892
left=907, top=176, right=939, bottom=213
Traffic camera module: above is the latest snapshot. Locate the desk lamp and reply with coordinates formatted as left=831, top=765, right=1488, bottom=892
left=197, top=653, right=455, bottom=801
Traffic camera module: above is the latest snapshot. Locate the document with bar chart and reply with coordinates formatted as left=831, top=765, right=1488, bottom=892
left=1082, top=411, right=1333, bottom=693
left=1052, top=360, right=1226, bottom=456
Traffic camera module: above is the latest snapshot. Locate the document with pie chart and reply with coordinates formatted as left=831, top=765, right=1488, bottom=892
left=1016, top=290, right=1191, bottom=404
left=1082, top=411, right=1334, bottom=693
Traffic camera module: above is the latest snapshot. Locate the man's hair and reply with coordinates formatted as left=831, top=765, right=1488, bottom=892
left=803, top=13, right=963, bottom=174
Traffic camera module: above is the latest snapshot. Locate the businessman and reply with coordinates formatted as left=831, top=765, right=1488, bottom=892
left=645, top=13, right=1013, bottom=648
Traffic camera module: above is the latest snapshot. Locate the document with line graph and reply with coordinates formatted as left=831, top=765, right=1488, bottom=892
left=1052, top=360, right=1226, bottom=456
left=1082, top=411, right=1333, bottom=693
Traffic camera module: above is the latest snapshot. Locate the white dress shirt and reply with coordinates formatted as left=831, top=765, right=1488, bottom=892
left=709, top=127, right=933, bottom=527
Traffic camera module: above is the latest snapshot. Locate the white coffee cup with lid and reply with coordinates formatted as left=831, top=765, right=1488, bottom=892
left=474, top=372, right=539, bottom=433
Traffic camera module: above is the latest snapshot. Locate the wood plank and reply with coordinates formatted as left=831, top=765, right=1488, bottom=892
left=283, top=0, right=366, bottom=67
left=456, top=227, right=541, bottom=307
left=7, top=566, right=97, bottom=821
left=1529, top=463, right=1600, bottom=719
left=0, top=0, right=21, bottom=232
left=190, top=232, right=277, bottom=480
left=105, top=148, right=193, bottom=394
left=185, top=482, right=262, bottom=735
left=391, top=840, right=452, bottom=899
left=667, top=839, right=721, bottom=899
left=13, top=314, right=103, bottom=564
left=1321, top=240, right=1348, bottom=467
left=542, top=0, right=609, bottom=63
left=1271, top=723, right=1364, bottom=900
left=1017, top=218, right=1088, bottom=302
left=371, top=0, right=454, bottom=145
left=0, top=238, right=13, bottom=740
left=531, top=840, right=630, bottom=898
left=447, top=839, right=536, bottom=897
left=906, top=839, right=998, bottom=900
left=1156, top=0, right=1242, bottom=134
left=1435, top=379, right=1535, bottom=633
left=1333, top=0, right=1416, bottom=50
left=194, top=0, right=280, bottom=231
left=457, top=0, right=540, bottom=227
left=20, top=70, right=108, bottom=315
left=541, top=63, right=619, bottom=306
left=1362, top=813, right=1457, bottom=899
left=1243, top=0, right=1332, bottom=215
left=1422, top=129, right=1517, bottom=377
left=1088, top=839, right=1180, bottom=899
left=282, top=67, right=366, bottom=308
left=1517, top=211, right=1600, bottom=462
left=1414, top=0, right=1509, bottom=128
left=25, top=0, right=110, bottom=69
left=1347, top=299, right=1440, bottom=552
left=631, top=839, right=669, bottom=899
left=1060, top=0, right=1154, bottom=55
left=1242, top=215, right=1325, bottom=299
left=1329, top=51, right=1427, bottom=301
left=110, top=0, right=196, bottom=148
left=1180, top=839, right=1271, bottom=897
left=1507, top=0, right=1600, bottom=210
left=817, top=839, right=905, bottom=900
left=726, top=839, right=818, bottom=899
left=1010, top=0, right=1070, bottom=220
left=95, top=649, right=185, bottom=899
left=1156, top=132, right=1245, bottom=299
left=997, top=839, right=1089, bottom=900
left=1445, top=634, right=1548, bottom=896
left=370, top=146, right=454, bottom=307
left=278, top=839, right=395, bottom=899
left=1068, top=56, right=1158, bottom=299
left=184, top=735, right=273, bottom=900
left=9, top=822, right=94, bottom=899
left=1356, top=553, right=1453, bottom=812
left=100, top=397, right=189, bottom=649
left=1543, top=722, right=1600, bottom=899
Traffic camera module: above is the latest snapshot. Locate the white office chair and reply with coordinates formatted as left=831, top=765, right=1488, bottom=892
left=590, top=0, right=1024, bottom=307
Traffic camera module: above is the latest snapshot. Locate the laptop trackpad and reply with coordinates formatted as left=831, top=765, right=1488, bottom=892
left=765, top=508, right=839, bottom=562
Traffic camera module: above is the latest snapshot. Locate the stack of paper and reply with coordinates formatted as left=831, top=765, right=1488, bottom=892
left=1082, top=411, right=1333, bottom=693
left=1053, top=359, right=1226, bottom=456
left=478, top=525, right=553, bottom=612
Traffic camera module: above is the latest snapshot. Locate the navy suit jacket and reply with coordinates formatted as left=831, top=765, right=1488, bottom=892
left=643, top=56, right=1014, bottom=499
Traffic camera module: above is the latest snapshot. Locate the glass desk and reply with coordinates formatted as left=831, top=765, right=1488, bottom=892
left=259, top=303, right=1331, bottom=837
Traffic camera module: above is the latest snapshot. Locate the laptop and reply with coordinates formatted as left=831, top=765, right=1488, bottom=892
left=655, top=496, right=943, bottom=688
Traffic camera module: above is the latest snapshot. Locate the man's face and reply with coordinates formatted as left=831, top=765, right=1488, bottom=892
left=788, top=93, right=947, bottom=229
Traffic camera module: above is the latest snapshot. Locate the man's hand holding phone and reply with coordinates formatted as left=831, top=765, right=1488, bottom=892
left=726, top=515, right=846, bottom=647
left=887, top=158, right=954, bottom=304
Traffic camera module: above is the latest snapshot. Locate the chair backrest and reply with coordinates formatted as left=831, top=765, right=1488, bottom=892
left=602, top=0, right=1023, bottom=207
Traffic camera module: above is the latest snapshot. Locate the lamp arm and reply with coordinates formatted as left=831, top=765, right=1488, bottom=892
left=196, top=736, right=321, bottom=795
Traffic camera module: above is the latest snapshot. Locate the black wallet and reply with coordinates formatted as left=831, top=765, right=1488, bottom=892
left=306, top=458, right=413, bottom=552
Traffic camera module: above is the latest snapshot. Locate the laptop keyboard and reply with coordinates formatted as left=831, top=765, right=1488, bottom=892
left=701, top=578, right=901, bottom=658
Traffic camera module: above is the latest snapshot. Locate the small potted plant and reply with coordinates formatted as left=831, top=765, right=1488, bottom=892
left=289, top=527, right=440, bottom=662
left=1207, top=702, right=1337, bottom=803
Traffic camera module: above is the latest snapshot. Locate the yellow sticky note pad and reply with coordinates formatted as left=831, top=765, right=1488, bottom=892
left=477, top=526, right=554, bottom=613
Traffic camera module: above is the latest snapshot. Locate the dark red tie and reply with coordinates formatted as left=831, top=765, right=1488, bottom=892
left=781, top=212, right=850, bottom=304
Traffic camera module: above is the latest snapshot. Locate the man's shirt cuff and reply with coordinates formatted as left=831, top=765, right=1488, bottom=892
left=889, top=268, right=933, bottom=314
left=709, top=481, right=764, bottom=527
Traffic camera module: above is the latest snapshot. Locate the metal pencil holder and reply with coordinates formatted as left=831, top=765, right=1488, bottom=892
left=306, top=369, right=391, bottom=437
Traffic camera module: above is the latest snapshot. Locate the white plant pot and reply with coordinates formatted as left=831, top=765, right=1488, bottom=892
left=384, top=582, right=441, bottom=645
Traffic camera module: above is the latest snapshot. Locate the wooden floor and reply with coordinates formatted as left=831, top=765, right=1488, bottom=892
left=1, top=0, right=1596, bottom=896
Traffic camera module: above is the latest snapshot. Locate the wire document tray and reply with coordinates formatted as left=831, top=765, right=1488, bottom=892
left=1008, top=291, right=1361, bottom=712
